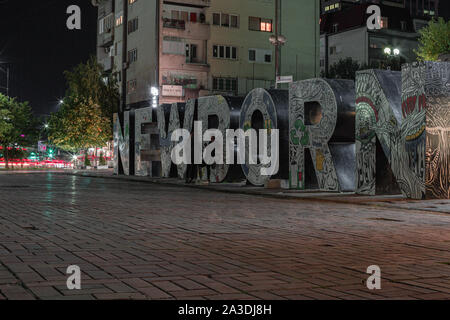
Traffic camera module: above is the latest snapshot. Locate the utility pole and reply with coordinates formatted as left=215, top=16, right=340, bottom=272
left=275, top=0, right=279, bottom=88
left=270, top=0, right=286, bottom=89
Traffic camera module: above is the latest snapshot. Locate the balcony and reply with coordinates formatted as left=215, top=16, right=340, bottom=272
left=162, top=20, right=210, bottom=40
left=163, top=18, right=185, bottom=30
left=164, top=0, right=211, bottom=7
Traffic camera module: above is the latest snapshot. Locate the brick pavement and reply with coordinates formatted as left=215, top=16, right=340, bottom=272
left=0, top=173, right=449, bottom=300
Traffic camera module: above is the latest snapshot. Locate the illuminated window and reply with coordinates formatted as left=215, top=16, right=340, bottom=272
left=116, top=15, right=123, bottom=26
left=325, top=6, right=330, bottom=11
left=379, top=17, right=388, bottom=29
left=260, top=19, right=272, bottom=32
left=129, top=0, right=137, bottom=4
left=249, top=17, right=272, bottom=32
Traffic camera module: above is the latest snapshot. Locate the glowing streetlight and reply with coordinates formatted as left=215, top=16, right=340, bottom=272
left=384, top=47, right=392, bottom=55
left=151, top=87, right=159, bottom=108
left=393, top=48, right=400, bottom=56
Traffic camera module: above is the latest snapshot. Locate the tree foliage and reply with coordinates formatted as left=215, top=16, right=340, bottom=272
left=416, top=18, right=450, bottom=61
left=324, top=57, right=405, bottom=80
left=0, top=93, right=39, bottom=168
left=48, top=56, right=120, bottom=152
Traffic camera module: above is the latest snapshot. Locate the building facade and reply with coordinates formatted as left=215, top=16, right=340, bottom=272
left=319, top=1, right=426, bottom=75
left=95, top=0, right=320, bottom=109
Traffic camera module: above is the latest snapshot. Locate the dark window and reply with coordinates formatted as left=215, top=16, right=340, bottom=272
left=213, top=45, right=218, bottom=58
left=231, top=15, right=238, bottom=28
left=232, top=47, right=237, bottom=59
left=249, top=16, right=260, bottom=31
left=226, top=46, right=231, bottom=59
left=231, top=79, right=237, bottom=91
left=219, top=46, right=225, bottom=58
left=264, top=54, right=271, bottom=63
left=213, top=13, right=220, bottom=25
left=221, top=13, right=229, bottom=27
left=249, top=50, right=256, bottom=61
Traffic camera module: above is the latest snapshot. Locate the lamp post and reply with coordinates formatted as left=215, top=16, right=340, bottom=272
left=383, top=47, right=400, bottom=70
left=270, top=0, right=287, bottom=89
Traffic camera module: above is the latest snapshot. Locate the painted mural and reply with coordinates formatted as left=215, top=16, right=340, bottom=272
left=402, top=62, right=450, bottom=199
left=289, top=78, right=355, bottom=192
left=113, top=62, right=450, bottom=199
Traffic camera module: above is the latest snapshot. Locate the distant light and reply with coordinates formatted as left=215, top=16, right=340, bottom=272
left=59, top=99, right=64, bottom=104
left=44, top=124, right=49, bottom=129
left=393, top=48, right=400, bottom=56
left=73, top=155, right=78, bottom=160
left=384, top=47, right=392, bottom=55
left=151, top=87, right=159, bottom=96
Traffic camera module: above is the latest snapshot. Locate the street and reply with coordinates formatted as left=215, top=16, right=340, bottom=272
left=0, top=173, right=449, bottom=300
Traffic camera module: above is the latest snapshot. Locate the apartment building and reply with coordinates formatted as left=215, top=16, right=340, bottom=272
left=95, top=0, right=320, bottom=109
left=320, top=2, right=422, bottom=75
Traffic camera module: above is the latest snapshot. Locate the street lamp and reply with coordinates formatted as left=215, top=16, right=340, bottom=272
left=384, top=47, right=400, bottom=56
left=151, top=86, right=159, bottom=108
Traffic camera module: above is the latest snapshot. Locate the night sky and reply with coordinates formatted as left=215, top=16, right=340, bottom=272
left=0, top=0, right=97, bottom=117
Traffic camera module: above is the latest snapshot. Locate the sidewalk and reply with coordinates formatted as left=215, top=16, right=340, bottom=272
left=62, top=170, right=450, bottom=215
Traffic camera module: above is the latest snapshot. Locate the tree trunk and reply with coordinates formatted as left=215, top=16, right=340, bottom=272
left=3, top=145, right=9, bottom=169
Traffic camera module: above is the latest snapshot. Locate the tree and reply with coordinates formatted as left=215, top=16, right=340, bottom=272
left=416, top=18, right=450, bottom=61
left=0, top=93, right=39, bottom=168
left=323, top=57, right=405, bottom=80
left=48, top=97, right=111, bottom=152
left=327, top=57, right=361, bottom=80
left=48, top=57, right=120, bottom=154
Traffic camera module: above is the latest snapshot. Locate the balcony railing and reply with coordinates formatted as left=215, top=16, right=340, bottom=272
left=163, top=18, right=185, bottom=30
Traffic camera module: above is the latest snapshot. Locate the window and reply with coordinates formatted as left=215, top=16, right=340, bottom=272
left=400, top=21, right=407, bottom=31
left=248, top=48, right=272, bottom=63
left=379, top=17, right=388, bottom=29
left=180, top=11, right=189, bottom=21
left=127, top=80, right=137, bottom=94
left=213, top=13, right=220, bottom=25
left=330, top=46, right=336, bottom=55
left=99, top=14, right=113, bottom=34
left=249, top=49, right=256, bottom=62
left=249, top=17, right=272, bottom=32
left=213, top=45, right=238, bottom=60
left=221, top=13, right=230, bottom=27
left=116, top=15, right=123, bottom=26
left=213, top=77, right=237, bottom=92
left=213, top=13, right=239, bottom=28
left=249, top=16, right=260, bottom=31
left=128, top=48, right=138, bottom=63
left=128, top=17, right=138, bottom=33
left=230, top=15, right=239, bottom=28
left=332, top=23, right=338, bottom=33
left=171, top=10, right=180, bottom=20
left=186, top=44, right=197, bottom=63
left=260, top=19, right=272, bottom=32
